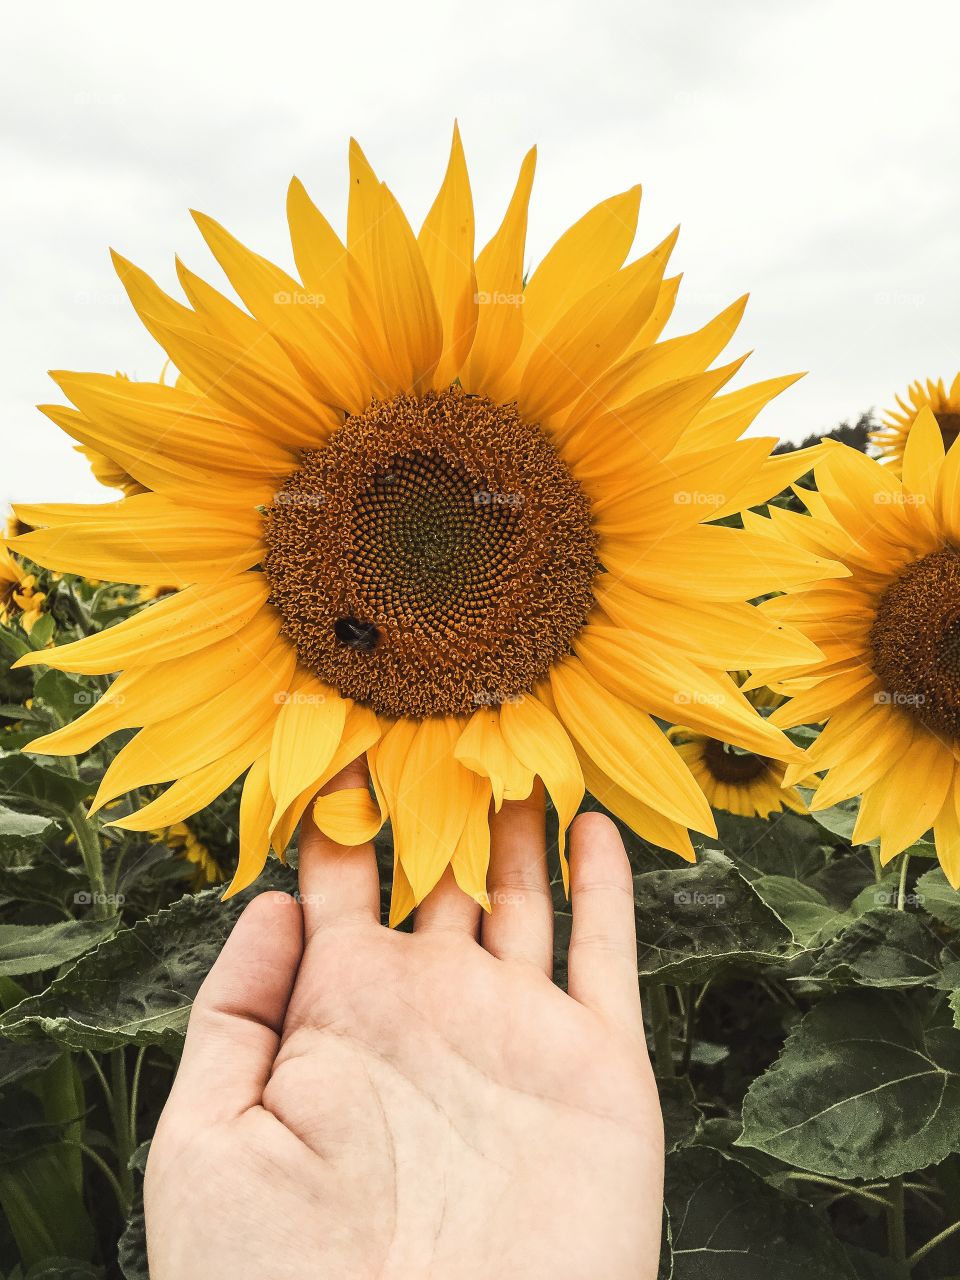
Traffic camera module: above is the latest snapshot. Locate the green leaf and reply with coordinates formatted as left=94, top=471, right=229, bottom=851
left=0, top=629, right=29, bottom=664
left=23, top=616, right=55, bottom=649
left=0, top=805, right=54, bottom=842
left=0, top=755, right=91, bottom=817
left=739, top=989, right=960, bottom=1178
left=663, top=1145, right=857, bottom=1278
left=658, top=1075, right=701, bottom=1154
left=916, top=866, right=960, bottom=931
left=0, top=1039, right=60, bottom=1090
left=806, top=908, right=947, bottom=988
left=0, top=862, right=297, bottom=1053
left=713, top=810, right=828, bottom=882
left=633, top=850, right=792, bottom=984
left=0, top=918, right=119, bottom=977
left=23, top=1262, right=103, bottom=1280
left=30, top=671, right=94, bottom=729
left=752, top=875, right=852, bottom=947
left=950, top=990, right=960, bottom=1032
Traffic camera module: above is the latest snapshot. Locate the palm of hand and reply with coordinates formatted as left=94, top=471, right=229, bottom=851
left=146, top=795, right=664, bottom=1280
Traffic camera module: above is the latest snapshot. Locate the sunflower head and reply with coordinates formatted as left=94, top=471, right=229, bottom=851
left=755, top=409, right=960, bottom=885
left=10, top=128, right=837, bottom=920
left=871, top=373, right=960, bottom=472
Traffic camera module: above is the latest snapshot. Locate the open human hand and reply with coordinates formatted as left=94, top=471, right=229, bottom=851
left=145, top=770, right=664, bottom=1279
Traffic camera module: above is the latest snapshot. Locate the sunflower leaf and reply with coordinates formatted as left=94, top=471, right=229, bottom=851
left=0, top=862, right=297, bottom=1053
left=633, top=850, right=792, bottom=985
left=738, top=989, right=960, bottom=1178
left=805, top=907, right=949, bottom=988
left=0, top=918, right=119, bottom=978
left=662, top=1145, right=857, bottom=1279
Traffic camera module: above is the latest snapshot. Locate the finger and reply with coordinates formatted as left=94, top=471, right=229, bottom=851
left=566, top=813, right=644, bottom=1042
left=480, top=780, right=553, bottom=974
left=298, top=756, right=381, bottom=937
left=414, top=865, right=482, bottom=936
left=169, top=891, right=304, bottom=1122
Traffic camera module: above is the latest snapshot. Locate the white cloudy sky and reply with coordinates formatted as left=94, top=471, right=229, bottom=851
left=2, top=0, right=957, bottom=505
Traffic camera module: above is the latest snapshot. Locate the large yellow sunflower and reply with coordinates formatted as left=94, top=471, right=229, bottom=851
left=10, top=129, right=838, bottom=921
left=871, top=373, right=960, bottom=473
left=747, top=407, right=960, bottom=885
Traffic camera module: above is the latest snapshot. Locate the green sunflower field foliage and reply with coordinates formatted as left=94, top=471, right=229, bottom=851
left=1, top=550, right=959, bottom=1279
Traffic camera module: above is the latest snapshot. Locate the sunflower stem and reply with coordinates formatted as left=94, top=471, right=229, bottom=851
left=896, top=853, right=911, bottom=911
left=109, top=1049, right=135, bottom=1213
left=907, top=1217, right=960, bottom=1269
left=68, top=806, right=113, bottom=920
left=886, top=1176, right=907, bottom=1263
left=648, top=985, right=675, bottom=1077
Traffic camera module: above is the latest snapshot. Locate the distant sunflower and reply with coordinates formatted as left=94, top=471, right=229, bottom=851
left=749, top=407, right=960, bottom=885
left=158, top=821, right=225, bottom=886
left=668, top=679, right=805, bottom=818
left=11, top=129, right=835, bottom=921
left=76, top=443, right=146, bottom=497
left=1, top=518, right=45, bottom=635
left=872, top=373, right=960, bottom=473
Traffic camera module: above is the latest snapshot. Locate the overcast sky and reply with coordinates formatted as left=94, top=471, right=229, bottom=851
left=2, top=0, right=958, bottom=504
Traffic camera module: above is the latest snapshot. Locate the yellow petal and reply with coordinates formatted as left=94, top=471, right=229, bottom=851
left=518, top=229, right=678, bottom=422
left=514, top=183, right=641, bottom=369
left=365, top=182, right=444, bottom=394
left=499, top=693, right=584, bottom=890
left=389, top=718, right=474, bottom=902
left=9, top=494, right=263, bottom=586
left=223, top=755, right=273, bottom=899
left=902, top=405, right=945, bottom=508
left=450, top=773, right=493, bottom=907
left=453, top=706, right=534, bottom=809
left=268, top=675, right=348, bottom=830
left=13, top=574, right=268, bottom=675
left=460, top=147, right=536, bottom=400
left=89, top=635, right=295, bottom=811
left=551, top=657, right=715, bottom=834
left=111, top=721, right=274, bottom=832
left=286, top=177, right=352, bottom=325
left=418, top=123, right=478, bottom=389
left=312, top=787, right=385, bottom=846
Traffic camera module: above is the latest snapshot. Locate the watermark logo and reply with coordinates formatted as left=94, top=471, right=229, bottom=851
left=874, top=491, right=926, bottom=506
left=674, top=491, right=726, bottom=506
left=875, top=690, right=925, bottom=707
left=274, top=690, right=327, bottom=707
left=674, top=889, right=727, bottom=907
left=473, top=489, right=523, bottom=508
left=474, top=290, right=524, bottom=307
left=74, top=890, right=125, bottom=907
left=273, top=289, right=326, bottom=306
left=674, top=690, right=726, bottom=708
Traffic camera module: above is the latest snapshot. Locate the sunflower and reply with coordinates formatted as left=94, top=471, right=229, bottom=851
left=871, top=373, right=960, bottom=473
left=76, top=442, right=146, bottom=497
left=746, top=407, right=960, bottom=885
left=10, top=129, right=838, bottom=922
left=1, top=517, right=45, bottom=635
left=158, top=821, right=225, bottom=886
left=668, top=679, right=805, bottom=819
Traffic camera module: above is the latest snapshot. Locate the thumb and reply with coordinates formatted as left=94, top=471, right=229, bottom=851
left=166, top=891, right=304, bottom=1124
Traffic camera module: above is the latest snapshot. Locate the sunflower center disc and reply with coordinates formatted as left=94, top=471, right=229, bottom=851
left=263, top=387, right=598, bottom=717
left=869, top=545, right=960, bottom=738
left=703, top=739, right=769, bottom=785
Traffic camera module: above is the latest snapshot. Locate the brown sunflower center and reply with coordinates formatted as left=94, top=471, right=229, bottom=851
left=869, top=546, right=960, bottom=738
left=935, top=411, right=960, bottom=452
left=703, top=739, right=770, bottom=785
left=263, top=387, right=598, bottom=717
